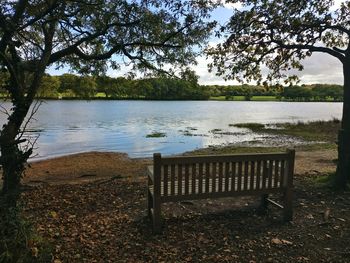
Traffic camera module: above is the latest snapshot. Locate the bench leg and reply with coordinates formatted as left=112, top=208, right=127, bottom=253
left=283, top=188, right=293, bottom=221
left=152, top=198, right=162, bottom=234
left=260, top=194, right=269, bottom=211
left=147, top=189, right=153, bottom=220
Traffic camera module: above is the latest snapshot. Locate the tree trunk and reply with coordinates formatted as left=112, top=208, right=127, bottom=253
left=335, top=60, right=350, bottom=189
left=0, top=103, right=32, bottom=206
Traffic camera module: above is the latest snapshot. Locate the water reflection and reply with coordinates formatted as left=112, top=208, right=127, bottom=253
left=0, top=100, right=343, bottom=160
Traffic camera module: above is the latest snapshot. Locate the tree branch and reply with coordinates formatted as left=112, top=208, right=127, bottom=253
left=272, top=40, right=345, bottom=62
left=326, top=24, right=350, bottom=36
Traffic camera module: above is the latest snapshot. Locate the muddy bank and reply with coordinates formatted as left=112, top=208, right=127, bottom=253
left=23, top=148, right=337, bottom=186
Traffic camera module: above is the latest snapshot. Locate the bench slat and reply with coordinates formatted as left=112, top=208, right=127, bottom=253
left=198, top=163, right=203, bottom=194
left=262, top=160, right=267, bottom=190
left=171, top=164, right=175, bottom=196
left=237, top=162, right=242, bottom=191
left=250, top=161, right=255, bottom=190
left=231, top=162, right=236, bottom=191
left=224, top=162, right=230, bottom=192
left=164, top=165, right=168, bottom=197
left=191, top=163, right=196, bottom=194
left=178, top=164, right=183, bottom=196
left=218, top=162, right=223, bottom=192
left=281, top=160, right=286, bottom=187
left=185, top=164, right=189, bottom=195
left=205, top=162, right=210, bottom=193
left=244, top=161, right=249, bottom=191
left=268, top=160, right=273, bottom=189
left=160, top=188, right=284, bottom=203
left=274, top=160, right=279, bottom=188
left=160, top=152, right=290, bottom=165
left=212, top=162, right=217, bottom=193
left=149, top=177, right=284, bottom=197
left=256, top=160, right=261, bottom=190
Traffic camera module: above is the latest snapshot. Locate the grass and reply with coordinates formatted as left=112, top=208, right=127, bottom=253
left=232, top=119, right=340, bottom=143
left=251, top=96, right=279, bottom=101
left=310, top=172, right=350, bottom=190
left=269, top=120, right=340, bottom=142
left=210, top=128, right=222, bottom=133
left=185, top=119, right=340, bottom=156
left=95, top=92, right=107, bottom=98
left=312, top=173, right=337, bottom=186
left=146, top=132, right=167, bottom=138
left=209, top=96, right=278, bottom=101
left=231, top=123, right=265, bottom=130
left=186, top=143, right=336, bottom=156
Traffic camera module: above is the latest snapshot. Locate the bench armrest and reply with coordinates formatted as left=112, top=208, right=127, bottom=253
left=147, top=165, right=154, bottom=183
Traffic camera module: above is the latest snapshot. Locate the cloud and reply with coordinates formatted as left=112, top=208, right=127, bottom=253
left=223, top=2, right=243, bottom=10
left=291, top=53, right=343, bottom=84
left=331, top=0, right=344, bottom=10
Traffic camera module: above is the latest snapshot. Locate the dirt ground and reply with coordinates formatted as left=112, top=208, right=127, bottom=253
left=20, top=149, right=350, bottom=263
left=24, top=149, right=337, bottom=185
left=24, top=152, right=150, bottom=185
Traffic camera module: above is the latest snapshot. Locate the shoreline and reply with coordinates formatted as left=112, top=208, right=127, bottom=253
left=23, top=146, right=337, bottom=186
left=0, top=97, right=344, bottom=102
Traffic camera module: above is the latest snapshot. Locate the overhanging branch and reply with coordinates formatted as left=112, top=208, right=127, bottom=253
left=272, top=40, right=345, bottom=62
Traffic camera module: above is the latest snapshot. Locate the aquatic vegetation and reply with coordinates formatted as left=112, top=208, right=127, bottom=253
left=146, top=132, right=167, bottom=138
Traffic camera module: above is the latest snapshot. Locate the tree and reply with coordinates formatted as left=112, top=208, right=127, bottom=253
left=180, top=67, right=199, bottom=85
left=207, top=0, right=350, bottom=188
left=37, top=74, right=60, bottom=98
left=73, top=75, right=97, bottom=98
left=58, top=73, right=79, bottom=95
left=0, top=0, right=216, bottom=204
left=282, top=85, right=312, bottom=101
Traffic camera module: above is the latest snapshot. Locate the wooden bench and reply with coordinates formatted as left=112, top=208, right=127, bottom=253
left=147, top=149, right=295, bottom=233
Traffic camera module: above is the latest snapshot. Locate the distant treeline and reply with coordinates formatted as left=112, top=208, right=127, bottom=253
left=204, top=84, right=343, bottom=101
left=0, top=72, right=343, bottom=101
left=0, top=72, right=208, bottom=100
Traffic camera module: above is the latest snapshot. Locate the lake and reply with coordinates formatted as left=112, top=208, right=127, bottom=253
left=0, top=100, right=343, bottom=160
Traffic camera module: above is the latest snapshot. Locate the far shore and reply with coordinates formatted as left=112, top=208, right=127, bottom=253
left=0, top=95, right=344, bottom=102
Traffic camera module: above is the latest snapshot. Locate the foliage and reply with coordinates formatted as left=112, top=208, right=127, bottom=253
left=37, top=74, right=60, bottom=98
left=282, top=86, right=313, bottom=101
left=74, top=76, right=97, bottom=99
left=0, top=71, right=9, bottom=94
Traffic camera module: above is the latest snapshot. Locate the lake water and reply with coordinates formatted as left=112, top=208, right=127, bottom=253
left=0, top=100, right=343, bottom=160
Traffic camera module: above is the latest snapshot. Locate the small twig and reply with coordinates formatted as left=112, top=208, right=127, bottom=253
left=18, top=100, right=42, bottom=140
left=0, top=103, right=11, bottom=117
left=95, top=175, right=123, bottom=186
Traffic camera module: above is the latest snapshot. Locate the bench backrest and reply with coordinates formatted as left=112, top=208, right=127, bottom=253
left=153, top=150, right=295, bottom=202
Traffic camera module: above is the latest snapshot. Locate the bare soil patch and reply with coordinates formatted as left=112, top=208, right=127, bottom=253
left=24, top=152, right=150, bottom=185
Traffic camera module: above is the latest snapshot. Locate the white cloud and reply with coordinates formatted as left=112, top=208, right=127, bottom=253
left=296, top=53, right=343, bottom=84
left=223, top=2, right=243, bottom=10
left=332, top=0, right=344, bottom=10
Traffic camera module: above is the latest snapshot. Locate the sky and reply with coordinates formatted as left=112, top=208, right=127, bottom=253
left=48, top=1, right=345, bottom=86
